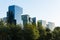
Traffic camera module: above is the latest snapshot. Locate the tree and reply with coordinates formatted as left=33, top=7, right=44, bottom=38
left=23, top=24, right=40, bottom=40
left=45, top=28, right=53, bottom=40
left=0, top=20, right=4, bottom=27
left=0, top=21, right=23, bottom=40
left=6, top=24, right=23, bottom=40
left=0, top=20, right=9, bottom=40
left=52, top=27, right=60, bottom=40
left=37, top=22, right=46, bottom=40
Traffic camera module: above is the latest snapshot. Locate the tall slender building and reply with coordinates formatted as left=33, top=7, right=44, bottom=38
left=7, top=5, right=23, bottom=24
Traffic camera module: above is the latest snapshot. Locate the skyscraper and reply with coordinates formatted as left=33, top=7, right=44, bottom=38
left=7, top=5, right=23, bottom=24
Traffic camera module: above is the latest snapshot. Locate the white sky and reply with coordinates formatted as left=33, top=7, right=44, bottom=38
left=0, top=0, right=60, bottom=26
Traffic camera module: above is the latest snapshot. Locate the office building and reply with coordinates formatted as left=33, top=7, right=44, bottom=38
left=38, top=20, right=46, bottom=27
left=32, top=17, right=36, bottom=26
left=7, top=11, right=16, bottom=24
left=7, top=5, right=23, bottom=24
left=46, top=22, right=55, bottom=30
left=21, top=14, right=32, bottom=26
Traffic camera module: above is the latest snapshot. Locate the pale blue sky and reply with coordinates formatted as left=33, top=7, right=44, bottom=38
left=0, top=0, right=60, bottom=26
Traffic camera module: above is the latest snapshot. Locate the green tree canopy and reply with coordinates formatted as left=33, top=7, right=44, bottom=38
left=23, top=24, right=40, bottom=40
left=52, top=27, right=60, bottom=40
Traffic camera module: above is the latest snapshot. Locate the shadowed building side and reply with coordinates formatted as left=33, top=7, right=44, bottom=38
left=32, top=17, right=36, bottom=26
left=7, top=11, right=16, bottom=25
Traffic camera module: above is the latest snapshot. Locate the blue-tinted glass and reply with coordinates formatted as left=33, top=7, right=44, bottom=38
left=8, top=5, right=23, bottom=24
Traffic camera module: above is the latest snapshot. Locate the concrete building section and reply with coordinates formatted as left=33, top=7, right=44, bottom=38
left=46, top=22, right=55, bottom=30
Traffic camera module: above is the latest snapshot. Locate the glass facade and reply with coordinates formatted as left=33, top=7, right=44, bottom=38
left=8, top=5, right=23, bottom=24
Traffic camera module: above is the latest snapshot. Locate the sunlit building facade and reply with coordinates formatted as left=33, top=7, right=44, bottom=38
left=7, top=5, right=23, bottom=24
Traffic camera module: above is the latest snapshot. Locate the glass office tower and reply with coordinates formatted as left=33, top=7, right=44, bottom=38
left=7, top=5, right=23, bottom=24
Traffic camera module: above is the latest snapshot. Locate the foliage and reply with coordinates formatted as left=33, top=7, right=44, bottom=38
left=0, top=21, right=60, bottom=40
left=37, top=21, right=46, bottom=40
left=45, top=28, right=53, bottom=40
left=23, top=24, right=40, bottom=40
left=0, top=21, right=23, bottom=40
left=52, top=27, right=60, bottom=40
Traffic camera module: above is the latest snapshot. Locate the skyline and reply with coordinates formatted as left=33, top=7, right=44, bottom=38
left=0, top=0, right=60, bottom=26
